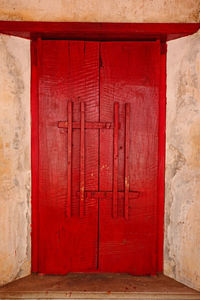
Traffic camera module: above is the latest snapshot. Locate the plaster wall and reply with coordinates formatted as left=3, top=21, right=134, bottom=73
left=165, top=31, right=200, bottom=291
left=0, top=0, right=199, bottom=23
left=0, top=35, right=31, bottom=286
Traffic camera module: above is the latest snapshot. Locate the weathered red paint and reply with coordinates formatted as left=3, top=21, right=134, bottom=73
left=0, top=21, right=199, bottom=41
left=37, top=41, right=99, bottom=273
left=98, top=41, right=160, bottom=274
left=31, top=38, right=41, bottom=272
left=113, top=102, right=119, bottom=218
left=125, top=103, right=130, bottom=220
left=80, top=102, right=85, bottom=217
left=67, top=101, right=72, bottom=218
left=31, top=39, right=164, bottom=275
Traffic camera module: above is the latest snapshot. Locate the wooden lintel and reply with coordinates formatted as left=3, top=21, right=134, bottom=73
left=0, top=21, right=199, bottom=42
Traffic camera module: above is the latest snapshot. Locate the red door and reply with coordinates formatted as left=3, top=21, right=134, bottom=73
left=36, top=40, right=161, bottom=275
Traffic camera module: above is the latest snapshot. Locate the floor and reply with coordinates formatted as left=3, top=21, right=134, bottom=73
left=0, top=273, right=199, bottom=299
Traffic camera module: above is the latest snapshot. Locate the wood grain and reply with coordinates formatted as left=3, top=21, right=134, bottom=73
left=38, top=41, right=99, bottom=273
left=35, top=40, right=162, bottom=275
left=99, top=42, right=160, bottom=274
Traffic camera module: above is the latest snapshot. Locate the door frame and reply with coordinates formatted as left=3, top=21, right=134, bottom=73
left=31, top=37, right=166, bottom=273
left=0, top=19, right=197, bottom=275
left=12, top=21, right=196, bottom=274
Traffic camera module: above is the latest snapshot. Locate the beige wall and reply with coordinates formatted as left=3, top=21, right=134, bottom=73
left=0, top=35, right=31, bottom=286
left=0, top=0, right=199, bottom=22
left=165, top=30, right=200, bottom=291
left=0, top=0, right=200, bottom=290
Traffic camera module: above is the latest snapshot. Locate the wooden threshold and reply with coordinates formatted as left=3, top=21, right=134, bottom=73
left=0, top=273, right=199, bottom=299
left=0, top=291, right=199, bottom=299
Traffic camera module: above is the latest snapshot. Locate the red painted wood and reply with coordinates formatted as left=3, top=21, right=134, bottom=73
left=67, top=101, right=72, bottom=217
left=113, top=102, right=119, bottom=218
left=83, top=191, right=140, bottom=199
left=80, top=102, right=85, bottom=217
left=32, top=39, right=165, bottom=274
left=125, top=103, right=130, bottom=219
left=58, top=121, right=115, bottom=129
left=31, top=39, right=40, bottom=272
left=157, top=41, right=167, bottom=273
left=0, top=21, right=199, bottom=41
left=99, top=42, right=160, bottom=274
left=38, top=41, right=99, bottom=273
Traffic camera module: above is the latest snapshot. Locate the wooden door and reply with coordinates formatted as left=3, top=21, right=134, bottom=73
left=35, top=40, right=161, bottom=275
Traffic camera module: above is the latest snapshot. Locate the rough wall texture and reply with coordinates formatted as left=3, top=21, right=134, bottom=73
left=165, top=30, right=200, bottom=291
left=0, top=0, right=199, bottom=22
left=0, top=35, right=31, bottom=286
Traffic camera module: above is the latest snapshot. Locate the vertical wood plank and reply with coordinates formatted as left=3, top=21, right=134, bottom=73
left=80, top=102, right=85, bottom=217
left=99, top=42, right=160, bottom=274
left=38, top=41, right=99, bottom=273
left=67, top=101, right=72, bottom=217
left=31, top=37, right=41, bottom=272
left=113, top=102, right=119, bottom=218
left=125, top=103, right=130, bottom=219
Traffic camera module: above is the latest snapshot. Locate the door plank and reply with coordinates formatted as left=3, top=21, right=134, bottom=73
left=99, top=42, right=160, bottom=274
left=38, top=41, right=99, bottom=273
left=67, top=101, right=72, bottom=217
left=125, top=103, right=130, bottom=219
left=80, top=102, right=85, bottom=217
left=113, top=102, right=119, bottom=218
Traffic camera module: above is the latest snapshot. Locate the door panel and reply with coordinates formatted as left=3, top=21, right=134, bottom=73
left=99, top=42, right=160, bottom=274
left=37, top=40, right=161, bottom=275
left=38, top=41, right=99, bottom=273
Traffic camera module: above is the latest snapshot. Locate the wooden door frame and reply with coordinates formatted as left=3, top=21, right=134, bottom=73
left=7, top=22, right=195, bottom=273
left=31, top=38, right=166, bottom=274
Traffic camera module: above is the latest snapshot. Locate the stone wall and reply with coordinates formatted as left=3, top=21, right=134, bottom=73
left=165, top=30, right=200, bottom=291
left=0, top=0, right=199, bottom=22
left=0, top=35, right=31, bottom=286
